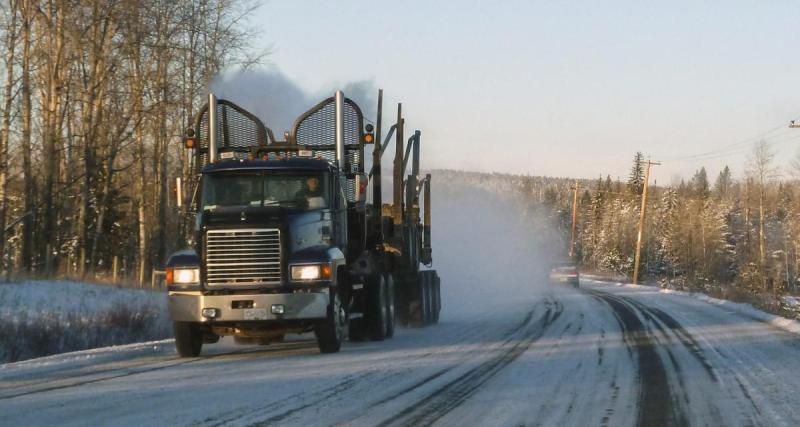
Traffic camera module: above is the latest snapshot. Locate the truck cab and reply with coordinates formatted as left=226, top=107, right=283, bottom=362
left=167, top=158, right=351, bottom=354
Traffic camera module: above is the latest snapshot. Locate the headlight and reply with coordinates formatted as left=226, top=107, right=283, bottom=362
left=291, top=263, right=332, bottom=281
left=167, top=267, right=200, bottom=284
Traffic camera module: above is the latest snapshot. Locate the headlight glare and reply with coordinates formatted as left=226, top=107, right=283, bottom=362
left=171, top=267, right=200, bottom=284
left=291, top=263, right=332, bottom=281
left=291, top=265, right=321, bottom=280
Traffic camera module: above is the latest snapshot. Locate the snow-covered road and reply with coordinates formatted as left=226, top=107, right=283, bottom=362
left=5, top=280, right=800, bottom=426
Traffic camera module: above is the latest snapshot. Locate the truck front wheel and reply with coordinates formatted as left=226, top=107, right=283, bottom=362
left=174, top=322, right=203, bottom=357
left=315, top=290, right=346, bottom=353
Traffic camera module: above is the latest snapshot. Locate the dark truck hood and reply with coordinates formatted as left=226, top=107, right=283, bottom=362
left=196, top=207, right=333, bottom=253
left=199, top=206, right=289, bottom=228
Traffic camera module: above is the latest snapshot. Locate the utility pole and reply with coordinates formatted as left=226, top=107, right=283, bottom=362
left=633, top=160, right=660, bottom=285
left=569, top=182, right=579, bottom=259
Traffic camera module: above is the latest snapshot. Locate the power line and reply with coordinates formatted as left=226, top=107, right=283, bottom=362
left=658, top=117, right=800, bottom=162
left=660, top=131, right=800, bottom=164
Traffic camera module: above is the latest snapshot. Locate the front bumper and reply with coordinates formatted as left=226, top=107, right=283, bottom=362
left=168, top=291, right=329, bottom=322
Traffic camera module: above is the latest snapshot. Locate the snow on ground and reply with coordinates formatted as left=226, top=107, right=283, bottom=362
left=588, top=279, right=800, bottom=337
left=0, top=280, right=171, bottom=363
left=578, top=280, right=800, bottom=426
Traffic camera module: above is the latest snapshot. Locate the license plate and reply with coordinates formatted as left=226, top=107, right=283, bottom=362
left=243, top=308, right=268, bottom=320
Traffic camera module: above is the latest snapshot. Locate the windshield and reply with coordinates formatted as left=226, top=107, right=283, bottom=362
left=201, top=172, right=328, bottom=211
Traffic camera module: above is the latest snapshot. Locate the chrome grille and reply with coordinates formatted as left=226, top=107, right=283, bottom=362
left=205, top=229, right=282, bottom=286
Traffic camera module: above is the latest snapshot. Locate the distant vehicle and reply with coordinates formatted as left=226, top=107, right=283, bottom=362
left=549, top=262, right=580, bottom=287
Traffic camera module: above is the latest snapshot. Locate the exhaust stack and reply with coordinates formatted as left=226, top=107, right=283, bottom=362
left=334, top=90, right=346, bottom=170
left=208, top=93, right=218, bottom=164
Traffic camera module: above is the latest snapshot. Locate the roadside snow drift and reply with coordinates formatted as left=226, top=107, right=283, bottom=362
left=0, top=281, right=171, bottom=363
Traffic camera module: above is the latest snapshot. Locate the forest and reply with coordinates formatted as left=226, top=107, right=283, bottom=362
left=439, top=142, right=800, bottom=310
left=576, top=148, right=799, bottom=304
left=0, top=0, right=262, bottom=283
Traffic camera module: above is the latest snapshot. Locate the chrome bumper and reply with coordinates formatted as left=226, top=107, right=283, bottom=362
left=168, top=291, right=329, bottom=322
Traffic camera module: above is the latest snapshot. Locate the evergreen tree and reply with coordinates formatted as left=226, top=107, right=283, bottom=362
left=628, top=152, right=645, bottom=195
left=654, top=188, right=680, bottom=278
left=692, top=167, right=710, bottom=199
left=714, top=165, right=732, bottom=199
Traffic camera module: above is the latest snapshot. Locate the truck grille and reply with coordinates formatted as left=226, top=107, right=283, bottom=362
left=205, top=229, right=282, bottom=286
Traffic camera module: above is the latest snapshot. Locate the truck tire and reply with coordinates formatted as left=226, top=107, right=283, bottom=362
left=174, top=322, right=203, bottom=357
left=422, top=271, right=433, bottom=325
left=315, top=290, right=345, bottom=353
left=385, top=274, right=396, bottom=338
left=408, top=271, right=428, bottom=327
left=367, top=274, right=389, bottom=341
left=433, top=272, right=441, bottom=323
left=428, top=271, right=440, bottom=324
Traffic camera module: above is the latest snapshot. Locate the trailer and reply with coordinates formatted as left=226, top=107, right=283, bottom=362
left=165, top=89, right=440, bottom=356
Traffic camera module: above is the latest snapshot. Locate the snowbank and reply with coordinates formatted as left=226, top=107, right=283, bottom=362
left=0, top=281, right=171, bottom=364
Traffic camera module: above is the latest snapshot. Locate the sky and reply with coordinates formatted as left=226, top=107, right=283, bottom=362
left=234, top=0, right=800, bottom=185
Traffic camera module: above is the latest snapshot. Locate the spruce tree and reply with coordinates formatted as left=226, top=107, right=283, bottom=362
left=692, top=167, right=710, bottom=199
left=628, top=152, right=645, bottom=195
left=714, top=165, right=732, bottom=199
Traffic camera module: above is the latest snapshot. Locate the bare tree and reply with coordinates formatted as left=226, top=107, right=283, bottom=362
left=747, top=140, right=778, bottom=291
left=0, top=0, right=19, bottom=274
left=0, top=0, right=265, bottom=281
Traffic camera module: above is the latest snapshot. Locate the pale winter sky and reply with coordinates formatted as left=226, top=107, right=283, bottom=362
left=240, top=0, right=800, bottom=185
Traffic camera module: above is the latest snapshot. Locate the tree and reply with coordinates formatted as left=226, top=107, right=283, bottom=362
left=714, top=165, right=732, bottom=200
left=691, top=167, right=710, bottom=199
left=0, top=0, right=265, bottom=281
left=747, top=139, right=778, bottom=291
left=0, top=0, right=18, bottom=273
left=628, top=151, right=644, bottom=196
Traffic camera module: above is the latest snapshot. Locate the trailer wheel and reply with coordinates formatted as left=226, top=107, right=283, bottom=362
left=408, top=271, right=427, bottom=327
left=422, top=271, right=433, bottom=325
left=432, top=271, right=441, bottom=323
left=367, top=274, right=389, bottom=341
left=385, top=274, right=396, bottom=338
left=174, top=322, right=203, bottom=357
left=315, top=289, right=346, bottom=353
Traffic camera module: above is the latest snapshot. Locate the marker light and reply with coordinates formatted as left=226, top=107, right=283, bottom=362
left=271, top=304, right=285, bottom=315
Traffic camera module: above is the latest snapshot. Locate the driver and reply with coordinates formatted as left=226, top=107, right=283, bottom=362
left=295, top=176, right=324, bottom=208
